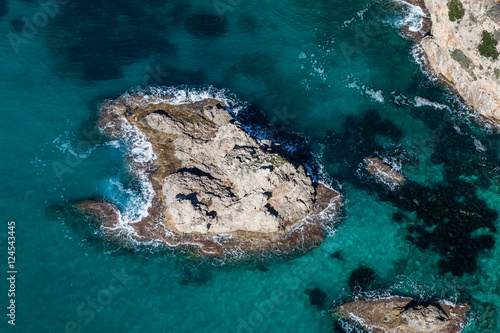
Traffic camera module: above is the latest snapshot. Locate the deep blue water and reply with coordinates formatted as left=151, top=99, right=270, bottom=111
left=1, top=0, right=499, bottom=332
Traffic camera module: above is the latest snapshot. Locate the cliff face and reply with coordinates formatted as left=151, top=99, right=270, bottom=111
left=421, top=0, right=500, bottom=123
left=77, top=92, right=342, bottom=256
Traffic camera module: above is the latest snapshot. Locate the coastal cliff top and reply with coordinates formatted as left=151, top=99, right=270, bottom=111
left=420, top=0, right=500, bottom=123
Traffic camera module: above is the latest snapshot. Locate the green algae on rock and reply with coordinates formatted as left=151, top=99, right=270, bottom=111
left=76, top=91, right=342, bottom=256
left=419, top=0, right=500, bottom=124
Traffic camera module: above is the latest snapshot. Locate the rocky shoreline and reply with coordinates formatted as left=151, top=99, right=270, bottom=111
left=76, top=91, right=342, bottom=256
left=406, top=0, right=500, bottom=124
left=339, top=296, right=469, bottom=333
left=399, top=0, right=433, bottom=41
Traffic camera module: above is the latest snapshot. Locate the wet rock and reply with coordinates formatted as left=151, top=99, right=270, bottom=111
left=339, top=297, right=469, bottom=333
left=364, top=157, right=405, bottom=185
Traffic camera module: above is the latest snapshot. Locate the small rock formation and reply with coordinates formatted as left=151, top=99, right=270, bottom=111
left=364, top=157, right=405, bottom=185
left=418, top=0, right=500, bottom=124
left=77, top=91, right=342, bottom=255
left=339, top=297, right=469, bottom=333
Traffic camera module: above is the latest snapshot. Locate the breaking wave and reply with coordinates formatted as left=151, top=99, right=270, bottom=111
left=391, top=0, right=425, bottom=33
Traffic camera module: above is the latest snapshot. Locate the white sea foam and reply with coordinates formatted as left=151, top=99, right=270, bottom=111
left=414, top=96, right=449, bottom=110
left=347, top=79, right=385, bottom=103
left=341, top=3, right=370, bottom=28
left=356, top=3, right=370, bottom=20
left=366, top=89, right=385, bottom=103
left=302, top=148, right=342, bottom=228
left=473, top=137, right=487, bottom=152
left=410, top=43, right=430, bottom=75
left=342, top=17, right=356, bottom=27
left=392, top=93, right=409, bottom=106
left=53, top=131, right=95, bottom=159
left=128, top=85, right=246, bottom=115
left=392, top=0, right=425, bottom=33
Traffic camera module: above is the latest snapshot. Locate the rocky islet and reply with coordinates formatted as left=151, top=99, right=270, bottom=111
left=77, top=91, right=342, bottom=256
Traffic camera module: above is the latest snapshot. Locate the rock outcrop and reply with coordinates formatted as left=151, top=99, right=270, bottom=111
left=77, top=91, right=342, bottom=255
left=340, top=297, right=469, bottom=333
left=364, top=157, right=405, bottom=186
left=419, top=0, right=500, bottom=123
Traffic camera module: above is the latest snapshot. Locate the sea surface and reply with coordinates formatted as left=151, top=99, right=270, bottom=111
left=0, top=0, right=499, bottom=332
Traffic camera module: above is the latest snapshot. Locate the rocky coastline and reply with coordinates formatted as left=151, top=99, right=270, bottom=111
left=339, top=296, right=469, bottom=333
left=408, top=0, right=500, bottom=124
left=76, top=91, right=342, bottom=256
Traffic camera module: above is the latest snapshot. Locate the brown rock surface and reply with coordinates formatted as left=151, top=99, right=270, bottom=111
left=364, top=157, right=405, bottom=185
left=340, top=297, right=469, bottom=333
left=76, top=91, right=342, bottom=255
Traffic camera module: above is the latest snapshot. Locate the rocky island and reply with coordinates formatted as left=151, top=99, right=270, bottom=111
left=418, top=0, right=500, bottom=124
left=339, top=297, right=469, bottom=333
left=77, top=91, right=342, bottom=255
left=364, top=157, right=405, bottom=186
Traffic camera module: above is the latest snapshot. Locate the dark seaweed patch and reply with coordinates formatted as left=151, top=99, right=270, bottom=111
left=471, top=301, right=498, bottom=333
left=348, top=266, right=378, bottom=291
left=388, top=180, right=497, bottom=276
left=44, top=1, right=177, bottom=81
left=305, top=286, right=327, bottom=309
left=329, top=250, right=343, bottom=260
left=332, top=320, right=348, bottom=333
left=392, top=211, right=406, bottom=223
left=185, top=13, right=226, bottom=39
left=10, top=18, right=24, bottom=32
left=180, top=266, right=212, bottom=285
left=324, top=109, right=404, bottom=182
left=324, top=107, right=498, bottom=276
left=0, top=0, right=8, bottom=19
left=255, top=263, right=269, bottom=272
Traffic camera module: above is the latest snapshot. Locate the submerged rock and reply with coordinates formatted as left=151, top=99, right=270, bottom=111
left=76, top=91, right=342, bottom=255
left=339, top=297, right=469, bottom=333
left=364, top=157, right=405, bottom=186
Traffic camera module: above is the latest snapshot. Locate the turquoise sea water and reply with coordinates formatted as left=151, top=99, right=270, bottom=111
left=1, top=0, right=499, bottom=332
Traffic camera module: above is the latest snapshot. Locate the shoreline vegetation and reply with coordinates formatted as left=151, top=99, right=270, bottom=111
left=402, top=0, right=500, bottom=125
